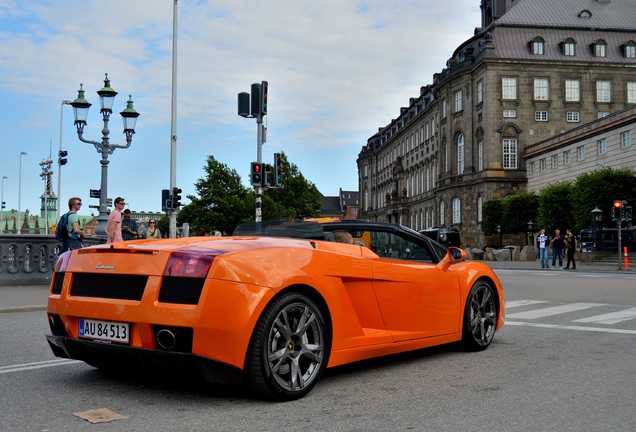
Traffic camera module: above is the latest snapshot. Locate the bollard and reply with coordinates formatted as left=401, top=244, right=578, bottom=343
left=624, top=246, right=629, bottom=270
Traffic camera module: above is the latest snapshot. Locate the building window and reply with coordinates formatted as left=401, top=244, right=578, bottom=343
left=531, top=37, right=545, bottom=55
left=540, top=158, right=547, bottom=171
left=535, top=111, right=549, bottom=121
left=566, top=111, right=580, bottom=122
left=621, top=130, right=631, bottom=148
left=478, top=141, right=483, bottom=171
left=565, top=80, right=580, bottom=102
left=452, top=198, right=461, bottom=224
left=528, top=161, right=535, bottom=174
left=503, top=138, right=517, bottom=169
left=563, top=150, right=571, bottom=164
left=476, top=80, right=483, bottom=104
left=442, top=99, right=447, bottom=118
left=502, top=77, right=517, bottom=100
left=625, top=41, right=636, bottom=59
left=598, top=112, right=610, bottom=119
left=596, top=81, right=611, bottom=102
left=363, top=164, right=368, bottom=177
left=503, top=109, right=517, bottom=118
left=577, top=145, right=586, bottom=161
left=593, top=40, right=607, bottom=57
left=627, top=82, right=636, bottom=104
left=455, top=90, right=463, bottom=112
left=598, top=138, right=607, bottom=155
left=457, top=134, right=464, bottom=174
left=440, top=201, right=445, bottom=226
left=563, top=38, right=576, bottom=56
left=534, top=78, right=549, bottom=100
left=551, top=154, right=558, bottom=168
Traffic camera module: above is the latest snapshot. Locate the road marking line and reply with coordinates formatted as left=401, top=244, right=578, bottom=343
left=506, top=300, right=549, bottom=308
left=573, top=307, right=636, bottom=325
left=506, top=302, right=606, bottom=319
left=506, top=320, right=636, bottom=335
left=0, top=359, right=81, bottom=374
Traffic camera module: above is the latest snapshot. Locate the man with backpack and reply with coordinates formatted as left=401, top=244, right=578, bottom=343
left=59, top=197, right=85, bottom=252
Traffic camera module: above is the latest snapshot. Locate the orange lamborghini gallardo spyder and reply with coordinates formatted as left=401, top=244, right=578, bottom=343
left=46, top=220, right=505, bottom=401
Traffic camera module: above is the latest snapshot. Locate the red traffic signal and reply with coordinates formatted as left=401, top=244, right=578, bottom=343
left=250, top=162, right=262, bottom=186
left=612, top=200, right=623, bottom=221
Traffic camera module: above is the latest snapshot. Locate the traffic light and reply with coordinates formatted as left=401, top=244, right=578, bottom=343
left=261, top=80, right=268, bottom=114
left=1, top=201, right=5, bottom=209
left=250, top=162, right=262, bottom=186
left=625, top=206, right=633, bottom=221
left=162, top=189, right=170, bottom=211
left=251, top=83, right=261, bottom=117
left=58, top=150, right=68, bottom=166
left=273, top=153, right=283, bottom=187
left=172, top=187, right=182, bottom=208
left=263, top=164, right=272, bottom=187
left=612, top=200, right=623, bottom=221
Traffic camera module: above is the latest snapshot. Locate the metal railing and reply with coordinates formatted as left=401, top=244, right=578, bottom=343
left=0, top=235, right=104, bottom=286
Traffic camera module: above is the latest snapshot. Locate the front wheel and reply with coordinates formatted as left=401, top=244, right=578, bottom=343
left=246, top=292, right=330, bottom=401
left=461, top=281, right=497, bottom=351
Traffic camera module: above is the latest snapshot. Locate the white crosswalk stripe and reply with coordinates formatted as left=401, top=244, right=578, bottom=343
left=573, top=307, right=636, bottom=325
left=507, top=302, right=606, bottom=320
left=505, top=300, right=636, bottom=335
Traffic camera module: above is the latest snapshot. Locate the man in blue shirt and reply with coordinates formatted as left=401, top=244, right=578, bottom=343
left=121, top=209, right=139, bottom=241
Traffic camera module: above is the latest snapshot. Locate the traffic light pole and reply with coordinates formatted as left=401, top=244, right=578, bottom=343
left=617, top=220, right=622, bottom=270
left=255, top=113, right=264, bottom=222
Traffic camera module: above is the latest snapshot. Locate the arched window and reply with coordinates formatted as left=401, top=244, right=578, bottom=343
left=561, top=38, right=577, bottom=56
left=440, top=201, right=445, bottom=226
left=529, top=37, right=545, bottom=55
left=457, top=133, right=465, bottom=174
left=452, top=197, right=461, bottom=224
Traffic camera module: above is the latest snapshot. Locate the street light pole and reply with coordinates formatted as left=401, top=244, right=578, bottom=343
left=1, top=176, right=7, bottom=234
left=70, top=74, right=140, bottom=237
left=18, top=152, right=27, bottom=234
left=57, top=100, right=72, bottom=221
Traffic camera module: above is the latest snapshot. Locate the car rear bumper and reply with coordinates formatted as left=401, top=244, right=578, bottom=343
left=46, top=334, right=244, bottom=386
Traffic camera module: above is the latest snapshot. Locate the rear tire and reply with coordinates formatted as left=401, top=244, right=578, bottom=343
left=246, top=292, right=329, bottom=401
left=461, top=281, right=497, bottom=351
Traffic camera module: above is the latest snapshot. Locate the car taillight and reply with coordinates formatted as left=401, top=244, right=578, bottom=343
left=54, top=251, right=72, bottom=272
left=163, top=249, right=224, bottom=278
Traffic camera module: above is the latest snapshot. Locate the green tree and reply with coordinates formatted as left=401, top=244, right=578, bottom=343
left=177, top=155, right=251, bottom=235
left=571, top=167, right=636, bottom=230
left=156, top=215, right=170, bottom=238
left=504, top=192, right=539, bottom=233
left=482, top=198, right=505, bottom=236
left=537, top=182, right=574, bottom=232
left=260, top=152, right=321, bottom=220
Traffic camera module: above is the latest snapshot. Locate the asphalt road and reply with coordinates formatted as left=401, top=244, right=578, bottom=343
left=1, top=267, right=635, bottom=431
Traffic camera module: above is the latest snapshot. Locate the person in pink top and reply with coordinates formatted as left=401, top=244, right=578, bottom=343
left=106, top=197, right=126, bottom=243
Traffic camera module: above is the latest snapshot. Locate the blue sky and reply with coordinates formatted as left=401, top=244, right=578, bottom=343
left=0, top=0, right=480, bottom=216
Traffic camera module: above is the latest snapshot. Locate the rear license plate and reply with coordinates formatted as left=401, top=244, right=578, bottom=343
left=79, top=319, right=130, bottom=344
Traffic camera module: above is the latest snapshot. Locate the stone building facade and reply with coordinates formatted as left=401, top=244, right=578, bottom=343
left=525, top=105, right=636, bottom=193
left=357, top=0, right=636, bottom=248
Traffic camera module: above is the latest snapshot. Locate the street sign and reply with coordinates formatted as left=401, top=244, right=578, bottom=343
left=90, top=189, right=101, bottom=198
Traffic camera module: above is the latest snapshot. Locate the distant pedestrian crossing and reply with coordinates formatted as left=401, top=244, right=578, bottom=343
left=505, top=300, right=636, bottom=334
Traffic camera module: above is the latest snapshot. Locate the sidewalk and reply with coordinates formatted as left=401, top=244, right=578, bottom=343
left=0, top=260, right=631, bottom=313
left=0, top=284, right=50, bottom=313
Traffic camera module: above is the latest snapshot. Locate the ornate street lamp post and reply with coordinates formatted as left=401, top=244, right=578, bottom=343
left=1, top=176, right=7, bottom=234
left=18, top=151, right=27, bottom=233
left=70, top=74, right=140, bottom=237
left=590, top=207, right=603, bottom=252
left=496, top=224, right=502, bottom=248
